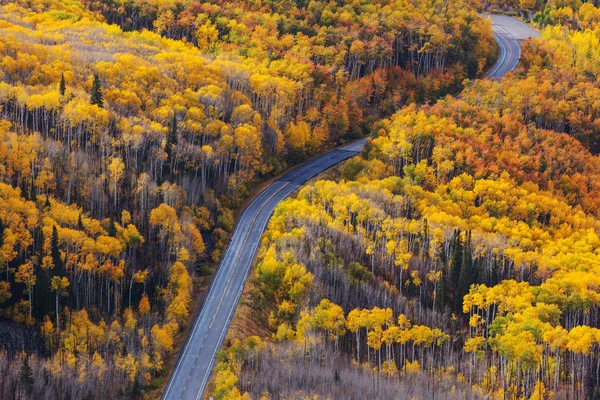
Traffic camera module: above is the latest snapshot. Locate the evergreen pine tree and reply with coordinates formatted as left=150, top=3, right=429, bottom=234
left=490, top=256, right=499, bottom=286
left=421, top=219, right=430, bottom=258
left=0, top=217, right=4, bottom=248
left=132, top=378, right=142, bottom=395
left=165, top=111, right=178, bottom=160
left=90, top=73, right=103, bottom=108
left=36, top=227, right=44, bottom=265
left=77, top=213, right=84, bottom=231
left=35, top=227, right=51, bottom=317
left=20, top=179, right=29, bottom=201
left=51, top=226, right=63, bottom=274
left=436, top=266, right=450, bottom=312
left=108, top=215, right=117, bottom=237
left=456, top=230, right=473, bottom=312
left=19, top=355, right=34, bottom=395
left=59, top=74, right=66, bottom=96
left=44, top=194, right=51, bottom=209
left=30, top=177, right=37, bottom=202
left=450, top=229, right=462, bottom=290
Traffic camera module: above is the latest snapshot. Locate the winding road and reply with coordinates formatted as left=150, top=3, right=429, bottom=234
left=483, top=14, right=539, bottom=79
left=162, top=140, right=366, bottom=400
left=162, top=15, right=538, bottom=400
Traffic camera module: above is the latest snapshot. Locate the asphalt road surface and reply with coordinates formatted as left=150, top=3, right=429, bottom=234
left=162, top=15, right=536, bottom=400
left=162, top=139, right=366, bottom=400
left=483, top=14, right=539, bottom=79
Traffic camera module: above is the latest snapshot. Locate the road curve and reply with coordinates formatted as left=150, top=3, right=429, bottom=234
left=483, top=14, right=539, bottom=79
left=163, top=15, right=535, bottom=400
left=162, top=139, right=366, bottom=400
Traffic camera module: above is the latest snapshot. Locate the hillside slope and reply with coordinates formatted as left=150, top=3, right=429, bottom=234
left=0, top=0, right=495, bottom=398
left=211, top=8, right=600, bottom=400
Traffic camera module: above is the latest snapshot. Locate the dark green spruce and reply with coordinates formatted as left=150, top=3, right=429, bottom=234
left=90, top=73, right=103, bottom=108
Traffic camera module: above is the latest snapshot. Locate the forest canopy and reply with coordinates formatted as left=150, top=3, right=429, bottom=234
left=211, top=4, right=600, bottom=400
left=0, top=0, right=496, bottom=398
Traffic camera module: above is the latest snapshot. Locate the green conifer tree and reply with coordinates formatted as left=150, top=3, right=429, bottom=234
left=30, top=177, right=37, bottom=202
left=450, top=229, right=462, bottom=291
left=51, top=226, right=63, bottom=275
left=165, top=111, right=178, bottom=160
left=19, top=355, right=34, bottom=395
left=90, top=73, right=103, bottom=108
left=77, top=214, right=84, bottom=231
left=59, top=74, right=66, bottom=96
left=0, top=217, right=4, bottom=248
left=108, top=215, right=117, bottom=237
left=456, top=230, right=473, bottom=312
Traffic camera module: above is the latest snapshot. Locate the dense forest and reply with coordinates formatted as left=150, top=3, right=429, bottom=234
left=0, top=0, right=496, bottom=398
left=212, top=3, right=600, bottom=400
